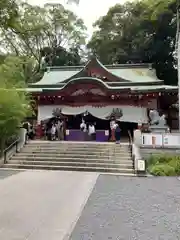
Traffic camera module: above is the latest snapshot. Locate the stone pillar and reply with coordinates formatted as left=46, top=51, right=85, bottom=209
left=133, top=129, right=142, bottom=146
left=18, top=128, right=27, bottom=151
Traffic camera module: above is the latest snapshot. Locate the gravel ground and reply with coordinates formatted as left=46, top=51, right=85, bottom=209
left=0, top=169, right=22, bottom=179
left=70, top=175, right=180, bottom=240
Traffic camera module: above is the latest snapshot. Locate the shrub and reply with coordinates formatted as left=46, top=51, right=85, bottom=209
left=147, top=154, right=180, bottom=176
left=169, top=158, right=180, bottom=175
left=148, top=164, right=176, bottom=176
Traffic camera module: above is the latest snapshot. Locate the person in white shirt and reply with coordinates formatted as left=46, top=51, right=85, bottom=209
left=88, top=123, right=96, bottom=141
left=51, top=124, right=56, bottom=140
left=80, top=120, right=87, bottom=132
left=110, top=119, right=116, bottom=141
left=56, top=120, right=63, bottom=140
left=80, top=119, right=87, bottom=141
left=114, top=121, right=121, bottom=144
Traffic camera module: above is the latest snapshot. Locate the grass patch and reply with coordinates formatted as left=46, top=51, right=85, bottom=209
left=147, top=154, right=180, bottom=176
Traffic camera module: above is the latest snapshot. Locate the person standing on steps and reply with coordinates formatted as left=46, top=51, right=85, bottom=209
left=114, top=121, right=121, bottom=144
left=110, top=118, right=116, bottom=142
left=88, top=123, right=96, bottom=141
left=51, top=123, right=56, bottom=141
left=80, top=119, right=87, bottom=141
left=56, top=120, right=63, bottom=140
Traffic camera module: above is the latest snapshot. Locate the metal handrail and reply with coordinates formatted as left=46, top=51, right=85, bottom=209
left=128, top=130, right=133, bottom=145
left=128, top=130, right=134, bottom=170
left=3, top=137, right=20, bottom=164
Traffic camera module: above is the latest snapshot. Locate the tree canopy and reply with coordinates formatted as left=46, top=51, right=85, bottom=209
left=0, top=0, right=88, bottom=147
left=0, top=2, right=87, bottom=82
left=0, top=0, right=19, bottom=29
left=87, top=0, right=177, bottom=85
left=0, top=56, right=32, bottom=153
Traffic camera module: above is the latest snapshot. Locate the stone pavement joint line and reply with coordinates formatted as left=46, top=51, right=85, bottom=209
left=0, top=170, right=99, bottom=240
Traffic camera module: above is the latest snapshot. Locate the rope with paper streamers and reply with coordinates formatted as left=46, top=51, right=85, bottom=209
left=67, top=0, right=80, bottom=4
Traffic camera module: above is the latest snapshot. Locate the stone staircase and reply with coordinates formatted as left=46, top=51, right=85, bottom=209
left=3, top=141, right=134, bottom=174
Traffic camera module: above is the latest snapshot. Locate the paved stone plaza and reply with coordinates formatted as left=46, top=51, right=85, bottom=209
left=0, top=171, right=180, bottom=240
left=70, top=176, right=180, bottom=240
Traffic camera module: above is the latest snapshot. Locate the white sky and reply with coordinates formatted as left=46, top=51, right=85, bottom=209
left=27, top=0, right=128, bottom=35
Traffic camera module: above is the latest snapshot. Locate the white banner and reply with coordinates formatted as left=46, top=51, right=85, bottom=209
left=38, top=105, right=148, bottom=123
left=61, top=106, right=86, bottom=115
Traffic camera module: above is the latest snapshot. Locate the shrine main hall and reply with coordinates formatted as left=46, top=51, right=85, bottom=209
left=27, top=57, right=177, bottom=140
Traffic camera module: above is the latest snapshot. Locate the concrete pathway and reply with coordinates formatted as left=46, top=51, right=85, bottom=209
left=0, top=170, right=99, bottom=240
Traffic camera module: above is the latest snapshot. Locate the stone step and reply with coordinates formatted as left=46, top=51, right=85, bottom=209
left=10, top=156, right=132, bottom=163
left=23, top=147, right=130, bottom=153
left=22, top=146, right=130, bottom=151
left=17, top=151, right=131, bottom=155
left=20, top=150, right=130, bottom=156
left=28, top=141, right=128, bottom=146
left=8, top=160, right=133, bottom=169
left=25, top=143, right=129, bottom=148
left=16, top=151, right=131, bottom=157
left=4, top=163, right=134, bottom=174
left=26, top=143, right=121, bottom=147
left=11, top=155, right=132, bottom=161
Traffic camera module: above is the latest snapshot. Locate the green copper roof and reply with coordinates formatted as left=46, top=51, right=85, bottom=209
left=108, top=68, right=161, bottom=83
left=32, top=57, right=162, bottom=86
left=28, top=57, right=177, bottom=94
left=17, top=88, right=42, bottom=92
left=39, top=82, right=177, bottom=91
left=34, top=68, right=81, bottom=85
left=130, top=85, right=177, bottom=91
left=33, top=67, right=160, bottom=86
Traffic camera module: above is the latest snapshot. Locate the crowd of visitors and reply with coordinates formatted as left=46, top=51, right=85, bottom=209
left=42, top=119, right=65, bottom=141
left=80, top=118, right=121, bottom=143
left=80, top=120, right=96, bottom=141
left=22, top=118, right=65, bottom=141
left=22, top=117, right=121, bottom=143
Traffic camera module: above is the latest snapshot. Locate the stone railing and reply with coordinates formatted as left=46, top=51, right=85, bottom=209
left=133, top=130, right=180, bottom=174
left=141, top=132, right=180, bottom=148
left=132, top=143, right=145, bottom=174
left=0, top=128, right=27, bottom=166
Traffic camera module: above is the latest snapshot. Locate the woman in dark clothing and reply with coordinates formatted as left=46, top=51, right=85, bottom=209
left=115, top=122, right=121, bottom=144
left=28, top=126, right=35, bottom=140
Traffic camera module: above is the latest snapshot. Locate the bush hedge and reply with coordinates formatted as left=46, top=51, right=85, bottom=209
left=147, top=154, right=180, bottom=176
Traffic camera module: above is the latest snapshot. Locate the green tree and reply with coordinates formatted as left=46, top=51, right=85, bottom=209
left=0, top=56, right=32, bottom=154
left=0, top=55, right=41, bottom=84
left=0, top=2, right=87, bottom=81
left=87, top=0, right=177, bottom=85
left=0, top=0, right=18, bottom=29
left=0, top=89, right=30, bottom=154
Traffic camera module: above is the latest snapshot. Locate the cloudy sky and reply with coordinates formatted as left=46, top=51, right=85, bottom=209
left=27, top=0, right=128, bottom=34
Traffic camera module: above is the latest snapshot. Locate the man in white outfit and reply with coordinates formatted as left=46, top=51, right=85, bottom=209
left=51, top=124, right=56, bottom=140
left=80, top=119, right=87, bottom=141
left=89, top=123, right=96, bottom=141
